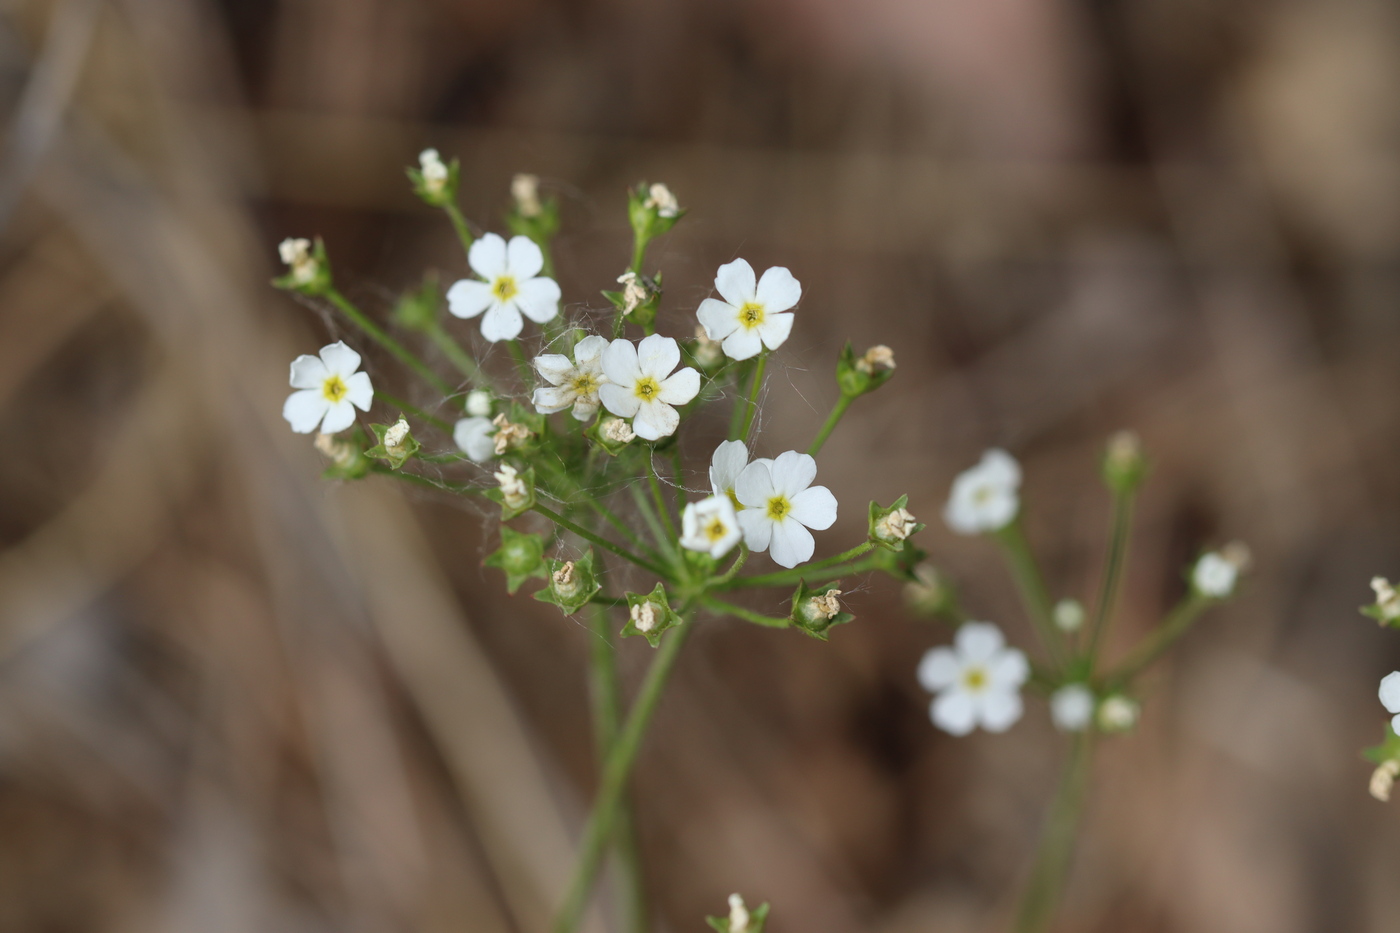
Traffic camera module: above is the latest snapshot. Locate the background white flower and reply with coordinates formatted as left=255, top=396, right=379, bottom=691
left=917, top=622, right=1028, bottom=735
left=447, top=233, right=560, bottom=342
left=1050, top=684, right=1095, bottom=732
left=1381, top=672, right=1400, bottom=733
left=453, top=417, right=495, bottom=462
left=1192, top=551, right=1238, bottom=598
left=695, top=258, right=801, bottom=360
left=733, top=450, right=837, bottom=568
left=532, top=335, right=609, bottom=420
left=943, top=448, right=1021, bottom=535
left=680, top=495, right=742, bottom=559
left=598, top=335, right=700, bottom=440
left=283, top=341, right=373, bottom=434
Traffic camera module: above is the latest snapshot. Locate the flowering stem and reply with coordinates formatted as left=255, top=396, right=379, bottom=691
left=629, top=233, right=649, bottom=276
left=994, top=522, right=1067, bottom=671
left=738, top=350, right=767, bottom=441
left=325, top=289, right=458, bottom=403
left=372, top=390, right=451, bottom=432
left=807, top=393, right=854, bottom=457
left=553, top=619, right=694, bottom=933
left=1012, top=732, right=1095, bottom=933
left=1105, top=594, right=1208, bottom=687
left=645, top=455, right=678, bottom=543
left=714, top=545, right=749, bottom=586
left=423, top=319, right=489, bottom=388
left=1085, top=488, right=1134, bottom=674
left=703, top=596, right=789, bottom=628
left=532, top=502, right=669, bottom=578
left=725, top=541, right=874, bottom=590
left=443, top=201, right=475, bottom=258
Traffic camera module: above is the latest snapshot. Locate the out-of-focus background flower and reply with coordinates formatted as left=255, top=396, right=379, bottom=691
left=0, top=0, right=1397, bottom=929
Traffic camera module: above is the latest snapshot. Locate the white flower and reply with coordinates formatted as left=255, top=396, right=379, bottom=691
left=532, top=335, right=609, bottom=420
left=695, top=258, right=801, bottom=361
left=447, top=233, right=561, bottom=342
left=727, top=894, right=751, bottom=933
left=874, top=507, right=917, bottom=543
left=453, top=416, right=495, bottom=462
left=1380, top=672, right=1400, bottom=734
left=733, top=450, right=837, bottom=568
left=1192, top=552, right=1238, bottom=598
left=1053, top=599, right=1085, bottom=632
left=680, top=495, right=742, bottom=559
left=466, top=389, right=493, bottom=418
left=917, top=622, right=1028, bottom=735
left=1050, top=684, right=1095, bottom=732
left=494, top=463, right=530, bottom=509
left=1096, top=694, right=1139, bottom=732
left=278, top=237, right=318, bottom=285
left=283, top=341, right=373, bottom=434
left=598, top=335, right=700, bottom=440
left=943, top=448, right=1021, bottom=535
left=600, top=417, right=636, bottom=444
left=512, top=173, right=542, bottom=217
left=419, top=148, right=449, bottom=193
left=1372, top=577, right=1400, bottom=621
left=709, top=440, right=767, bottom=507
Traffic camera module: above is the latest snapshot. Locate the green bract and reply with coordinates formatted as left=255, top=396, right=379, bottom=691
left=868, top=494, right=925, bottom=551
left=789, top=579, right=853, bottom=640
left=364, top=419, right=420, bottom=471
left=485, top=527, right=548, bottom=594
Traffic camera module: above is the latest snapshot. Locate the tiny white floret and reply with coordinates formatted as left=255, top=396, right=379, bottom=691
left=1380, top=672, right=1400, bottom=735
left=1050, top=684, right=1095, bottom=732
left=466, top=389, right=493, bottom=418
left=680, top=495, right=743, bottom=559
left=695, top=258, right=801, bottom=361
left=447, top=233, right=560, bottom=342
left=597, top=334, right=700, bottom=440
left=1053, top=599, right=1085, bottom=632
left=532, top=335, right=610, bottom=420
left=283, top=341, right=373, bottom=434
left=453, top=416, right=495, bottom=462
left=917, top=622, right=1029, bottom=735
left=944, top=449, right=1021, bottom=535
left=734, top=450, right=837, bottom=569
left=1192, top=552, right=1238, bottom=599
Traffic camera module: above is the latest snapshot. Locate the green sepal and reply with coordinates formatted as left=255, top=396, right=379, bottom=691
left=705, top=902, right=770, bottom=933
left=621, top=583, right=682, bottom=648
left=506, top=194, right=561, bottom=250
left=483, top=462, right=536, bottom=520
left=602, top=271, right=662, bottom=330
left=789, top=579, right=854, bottom=640
left=484, top=526, right=548, bottom=595
left=318, top=425, right=372, bottom=480
left=1364, top=723, right=1400, bottom=765
left=406, top=155, right=460, bottom=209
left=393, top=270, right=441, bottom=331
left=867, top=494, right=925, bottom=551
left=835, top=341, right=894, bottom=398
left=627, top=182, right=684, bottom=247
left=364, top=419, right=421, bottom=471
left=272, top=236, right=332, bottom=296
left=534, top=549, right=602, bottom=615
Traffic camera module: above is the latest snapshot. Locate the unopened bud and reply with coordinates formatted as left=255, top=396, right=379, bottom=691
left=728, top=894, right=751, bottom=933
left=855, top=345, right=895, bottom=375
left=1102, top=430, right=1146, bottom=492
left=1053, top=599, right=1085, bottom=632
left=1096, top=694, right=1139, bottom=732
left=466, top=389, right=493, bottom=418
left=512, top=173, right=542, bottom=218
left=1371, top=759, right=1400, bottom=802
left=419, top=149, right=449, bottom=195
left=1372, top=577, right=1400, bottom=623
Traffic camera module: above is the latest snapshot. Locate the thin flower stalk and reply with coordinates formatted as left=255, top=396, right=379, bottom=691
left=325, top=288, right=457, bottom=403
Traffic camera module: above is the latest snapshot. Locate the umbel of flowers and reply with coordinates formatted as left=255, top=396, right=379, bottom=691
left=274, top=162, right=918, bottom=933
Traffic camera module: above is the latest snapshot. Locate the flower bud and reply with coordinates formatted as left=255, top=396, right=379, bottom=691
left=1051, top=683, right=1095, bottom=732
left=466, top=390, right=493, bottom=418
left=384, top=417, right=411, bottom=454
left=728, top=894, right=751, bottom=933
left=1371, top=759, right=1400, bottom=802
left=789, top=580, right=853, bottom=639
left=484, top=527, right=547, bottom=594
left=836, top=341, right=895, bottom=397
left=275, top=237, right=331, bottom=294
left=366, top=417, right=421, bottom=470
left=512, top=173, right=542, bottom=218
left=602, top=417, right=636, bottom=445
left=1053, top=598, right=1085, bottom=632
left=1096, top=694, right=1139, bottom=732
left=623, top=583, right=680, bottom=646
left=419, top=149, right=449, bottom=196
left=801, top=589, right=843, bottom=626
left=643, top=182, right=680, bottom=218
left=408, top=150, right=458, bottom=207
left=874, top=507, right=917, bottom=544
left=1101, top=430, right=1146, bottom=492
left=1192, top=543, right=1249, bottom=599
left=534, top=551, right=602, bottom=615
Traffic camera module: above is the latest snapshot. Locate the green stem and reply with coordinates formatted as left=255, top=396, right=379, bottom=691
left=713, top=545, right=748, bottom=587
left=1085, top=490, right=1134, bottom=675
left=629, top=484, right=672, bottom=557
left=646, top=455, right=677, bottom=543
left=326, top=289, right=457, bottom=403
left=369, top=465, right=474, bottom=496
left=424, top=319, right=489, bottom=388
left=808, top=394, right=854, bottom=457
left=995, top=521, right=1066, bottom=671
left=507, top=339, right=534, bottom=386
left=629, top=233, right=649, bottom=276
left=532, top=502, right=668, bottom=578
left=1013, top=732, right=1095, bottom=933
left=552, top=621, right=694, bottom=933
left=669, top=443, right=686, bottom=514
left=738, top=350, right=767, bottom=441
left=1106, top=594, right=1209, bottom=687
left=703, top=596, right=789, bottom=628
left=579, top=497, right=659, bottom=560
left=443, top=201, right=475, bottom=258
left=726, top=542, right=874, bottom=590
left=372, top=390, right=451, bottom=432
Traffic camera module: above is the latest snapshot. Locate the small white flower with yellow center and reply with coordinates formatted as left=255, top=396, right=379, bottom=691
left=532, top=335, right=609, bottom=420
left=283, top=341, right=373, bottom=434
left=943, top=448, right=1021, bottom=535
left=734, top=450, right=837, bottom=568
left=680, top=495, right=742, bottom=559
left=1380, top=672, right=1400, bottom=734
left=512, top=173, right=542, bottom=218
left=419, top=148, right=449, bottom=195
left=709, top=440, right=769, bottom=509
left=598, top=334, right=700, bottom=440
left=917, top=622, right=1028, bottom=735
left=453, top=417, right=495, bottom=462
left=447, top=233, right=560, bottom=342
left=1050, top=684, right=1095, bottom=732
left=643, top=182, right=680, bottom=218
left=278, top=237, right=318, bottom=285
left=695, top=258, right=801, bottom=361
left=494, top=463, right=529, bottom=510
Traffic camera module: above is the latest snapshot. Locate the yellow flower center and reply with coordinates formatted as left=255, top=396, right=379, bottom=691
left=634, top=376, right=660, bottom=401
left=766, top=495, right=791, bottom=521
left=572, top=373, right=598, bottom=395
left=962, top=667, right=988, bottom=691
left=322, top=374, right=348, bottom=402
left=738, top=302, right=765, bottom=329
left=492, top=276, right=518, bottom=301
left=705, top=518, right=729, bottom=542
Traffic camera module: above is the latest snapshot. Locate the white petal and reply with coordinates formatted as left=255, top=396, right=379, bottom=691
left=468, top=232, right=508, bottom=280
left=447, top=279, right=493, bottom=319
left=696, top=298, right=740, bottom=340
left=533, top=354, right=574, bottom=386
left=318, top=341, right=362, bottom=378
left=768, top=450, right=817, bottom=497
left=710, top=440, right=749, bottom=496
left=976, top=689, right=1023, bottom=732
left=917, top=648, right=961, bottom=692
left=598, top=383, right=640, bottom=418
left=737, top=508, right=772, bottom=553
left=734, top=460, right=775, bottom=508
left=932, top=690, right=977, bottom=736
left=289, top=354, right=329, bottom=389
left=632, top=400, right=679, bottom=440
left=479, top=302, right=523, bottom=342
left=602, top=338, right=641, bottom=385
left=980, top=448, right=1022, bottom=488
left=1393, top=712, right=1400, bottom=736
left=788, top=485, right=837, bottom=530
left=767, top=518, right=814, bottom=568
left=573, top=335, right=609, bottom=367
left=1051, top=685, right=1095, bottom=731
left=987, top=648, right=1029, bottom=690
left=1381, top=672, right=1400, bottom=714
left=320, top=399, right=358, bottom=434
left=979, top=489, right=1020, bottom=531
left=754, top=266, right=801, bottom=313
left=453, top=416, right=495, bottom=462
left=636, top=333, right=680, bottom=378
left=721, top=327, right=763, bottom=361
left=344, top=371, right=374, bottom=411
left=532, top=385, right=573, bottom=414
left=514, top=276, right=561, bottom=323
left=757, top=312, right=794, bottom=351
left=956, top=622, right=1005, bottom=663
left=283, top=389, right=329, bottom=433
left=570, top=395, right=600, bottom=420
left=714, top=258, right=756, bottom=307
left=506, top=235, right=544, bottom=279
left=657, top=367, right=699, bottom=405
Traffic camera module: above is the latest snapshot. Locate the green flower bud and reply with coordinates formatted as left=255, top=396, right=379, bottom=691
left=484, top=527, right=547, bottom=594
left=1101, top=430, right=1147, bottom=493
left=835, top=342, right=896, bottom=397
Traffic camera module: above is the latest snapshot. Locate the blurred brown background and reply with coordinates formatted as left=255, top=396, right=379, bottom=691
left=0, top=0, right=1398, bottom=930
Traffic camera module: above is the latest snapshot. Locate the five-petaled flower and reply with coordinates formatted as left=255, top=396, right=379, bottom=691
left=283, top=341, right=373, bottom=434
left=710, top=440, right=767, bottom=509
left=944, top=448, right=1021, bottom=535
left=917, top=622, right=1028, bottom=735
left=680, top=495, right=742, bottom=559
left=532, top=335, right=609, bottom=420
left=696, top=258, right=801, bottom=361
left=447, top=233, right=560, bottom=342
left=598, top=334, right=700, bottom=440
left=734, top=450, right=837, bottom=568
